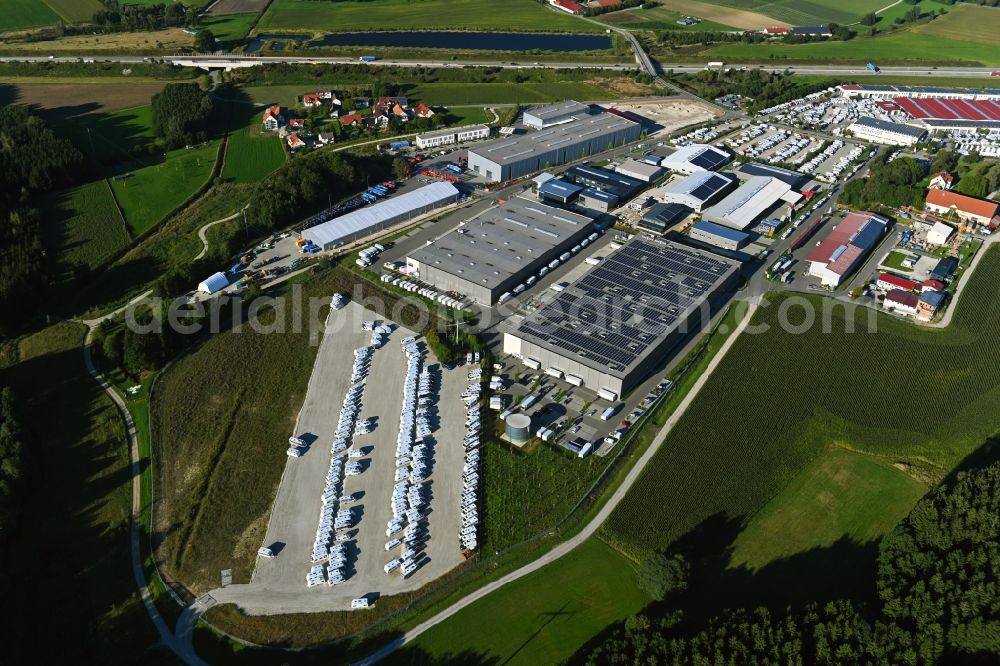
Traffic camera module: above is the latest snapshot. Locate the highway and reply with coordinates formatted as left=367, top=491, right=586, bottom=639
left=4, top=54, right=999, bottom=79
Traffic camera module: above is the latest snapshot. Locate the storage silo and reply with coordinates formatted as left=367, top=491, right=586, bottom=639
left=504, top=413, right=532, bottom=445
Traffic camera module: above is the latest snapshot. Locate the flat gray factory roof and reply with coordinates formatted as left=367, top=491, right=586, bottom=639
left=702, top=176, right=793, bottom=230
left=507, top=236, right=739, bottom=378
left=469, top=112, right=639, bottom=165
left=407, top=196, right=592, bottom=290
left=852, top=116, right=927, bottom=139
left=524, top=100, right=591, bottom=122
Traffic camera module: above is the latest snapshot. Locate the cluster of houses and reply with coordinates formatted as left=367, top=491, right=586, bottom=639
left=262, top=91, right=438, bottom=152
left=550, top=0, right=623, bottom=15
left=879, top=270, right=950, bottom=321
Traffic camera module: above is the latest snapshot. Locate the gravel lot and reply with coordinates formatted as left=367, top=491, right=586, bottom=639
left=211, top=300, right=465, bottom=613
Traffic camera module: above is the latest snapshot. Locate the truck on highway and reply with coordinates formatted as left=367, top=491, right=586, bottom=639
left=706, top=61, right=725, bottom=70
left=359, top=55, right=377, bottom=62
left=866, top=62, right=879, bottom=72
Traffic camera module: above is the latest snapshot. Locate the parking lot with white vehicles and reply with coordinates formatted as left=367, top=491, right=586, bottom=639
left=215, top=300, right=470, bottom=613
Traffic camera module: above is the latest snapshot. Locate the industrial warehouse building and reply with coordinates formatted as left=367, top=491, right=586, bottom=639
left=537, top=178, right=583, bottom=205
left=578, top=188, right=619, bottom=212
left=303, top=181, right=459, bottom=250
left=738, top=162, right=808, bottom=188
left=847, top=116, right=927, bottom=147
left=503, top=236, right=740, bottom=397
left=638, top=202, right=690, bottom=235
left=564, top=164, right=645, bottom=200
left=405, top=196, right=595, bottom=304
left=702, top=176, right=800, bottom=230
left=415, top=124, right=490, bottom=149
left=466, top=112, right=641, bottom=182
left=660, top=143, right=730, bottom=174
left=523, top=100, right=591, bottom=129
left=661, top=171, right=736, bottom=212
left=615, top=158, right=665, bottom=183
left=840, top=84, right=1000, bottom=102
left=689, top=220, right=750, bottom=250
left=807, top=211, right=889, bottom=287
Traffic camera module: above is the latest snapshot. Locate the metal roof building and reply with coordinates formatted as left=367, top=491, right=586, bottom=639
left=660, top=143, right=731, bottom=174
left=503, top=236, right=740, bottom=396
left=578, top=187, right=619, bottom=212
left=615, top=158, right=665, bottom=183
left=847, top=116, right=927, bottom=147
left=405, top=196, right=595, bottom=304
left=523, top=100, right=592, bottom=129
left=661, top=171, right=736, bottom=212
left=538, top=179, right=583, bottom=204
left=702, top=176, right=799, bottom=230
left=807, top=211, right=889, bottom=287
left=466, top=112, right=641, bottom=182
left=303, top=182, right=460, bottom=250
left=564, top=164, right=645, bottom=200
left=738, top=162, right=808, bottom=188
left=840, top=84, right=1000, bottom=101
left=689, top=220, right=750, bottom=251
left=638, top=202, right=690, bottom=235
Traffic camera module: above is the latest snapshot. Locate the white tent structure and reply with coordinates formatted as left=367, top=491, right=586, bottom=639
left=303, top=182, right=460, bottom=251
left=198, top=272, right=228, bottom=294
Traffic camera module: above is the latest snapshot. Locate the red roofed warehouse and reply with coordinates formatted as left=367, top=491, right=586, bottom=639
left=551, top=0, right=584, bottom=13
left=884, top=289, right=920, bottom=317
left=807, top=212, right=890, bottom=288
left=877, top=272, right=919, bottom=293
left=925, top=189, right=1000, bottom=227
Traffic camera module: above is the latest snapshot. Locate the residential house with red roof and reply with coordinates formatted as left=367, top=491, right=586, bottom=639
left=339, top=113, right=364, bottom=127
left=303, top=93, right=322, bottom=107
left=288, top=118, right=305, bottom=130
left=921, top=278, right=945, bottom=293
left=262, top=105, right=285, bottom=131
left=413, top=103, right=434, bottom=119
left=929, top=171, right=954, bottom=190
left=287, top=133, right=306, bottom=151
left=925, top=189, right=1000, bottom=228
left=551, top=0, right=584, bottom=14
left=884, top=289, right=920, bottom=317
left=807, top=212, right=890, bottom=287
left=763, top=26, right=790, bottom=35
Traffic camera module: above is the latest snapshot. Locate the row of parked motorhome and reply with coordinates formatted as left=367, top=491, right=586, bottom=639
left=459, top=364, right=483, bottom=552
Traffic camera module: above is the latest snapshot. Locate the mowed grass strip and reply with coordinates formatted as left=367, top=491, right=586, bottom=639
left=257, top=0, right=602, bottom=33
left=57, top=104, right=156, bottom=164
left=0, top=0, right=61, bottom=31
left=389, top=538, right=649, bottom=665
left=729, top=447, right=927, bottom=572
left=909, top=3, right=1000, bottom=47
left=110, top=142, right=220, bottom=236
left=42, top=179, right=131, bottom=273
left=602, top=246, right=1000, bottom=561
left=43, top=0, right=104, bottom=23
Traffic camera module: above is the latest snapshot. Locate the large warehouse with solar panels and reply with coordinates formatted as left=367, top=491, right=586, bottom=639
left=405, top=196, right=595, bottom=304
left=466, top=111, right=641, bottom=182
left=503, top=236, right=740, bottom=397
left=660, top=143, right=731, bottom=174
left=661, top=171, right=736, bottom=212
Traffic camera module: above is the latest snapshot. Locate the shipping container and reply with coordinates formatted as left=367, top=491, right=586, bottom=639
left=597, top=387, right=619, bottom=402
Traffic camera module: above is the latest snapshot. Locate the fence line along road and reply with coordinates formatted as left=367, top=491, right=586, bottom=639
left=354, top=299, right=760, bottom=665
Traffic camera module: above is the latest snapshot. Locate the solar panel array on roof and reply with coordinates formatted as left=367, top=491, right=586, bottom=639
left=738, top=162, right=807, bottom=188
left=690, top=149, right=727, bottom=170
left=509, top=237, right=738, bottom=377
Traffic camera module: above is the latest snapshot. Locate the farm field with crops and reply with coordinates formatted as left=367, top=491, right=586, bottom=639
left=221, top=103, right=286, bottom=183
left=42, top=179, right=131, bottom=275
left=602, top=246, right=1000, bottom=561
left=43, top=0, right=104, bottom=23
left=0, top=0, right=60, bottom=32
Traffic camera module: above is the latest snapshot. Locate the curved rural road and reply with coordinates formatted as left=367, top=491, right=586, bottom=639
left=355, top=299, right=760, bottom=665
left=80, top=297, right=206, bottom=666
left=195, top=206, right=247, bottom=261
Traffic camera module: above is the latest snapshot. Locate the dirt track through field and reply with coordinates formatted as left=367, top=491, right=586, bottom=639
left=660, top=0, right=788, bottom=28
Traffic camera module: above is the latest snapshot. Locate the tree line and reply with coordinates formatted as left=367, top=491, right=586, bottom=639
left=151, top=82, right=214, bottom=149
left=584, top=460, right=1000, bottom=664
left=92, top=0, right=188, bottom=32
left=0, top=388, right=25, bottom=545
left=674, top=69, right=838, bottom=114
left=931, top=149, right=1000, bottom=200
left=839, top=151, right=928, bottom=210
left=0, top=106, right=84, bottom=335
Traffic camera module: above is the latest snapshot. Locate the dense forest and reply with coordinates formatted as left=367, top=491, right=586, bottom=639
left=150, top=82, right=213, bottom=149
left=0, top=388, right=25, bottom=544
left=931, top=150, right=1000, bottom=199
left=0, top=106, right=84, bottom=335
left=582, top=461, right=1000, bottom=664
left=92, top=0, right=188, bottom=32
left=839, top=152, right=928, bottom=210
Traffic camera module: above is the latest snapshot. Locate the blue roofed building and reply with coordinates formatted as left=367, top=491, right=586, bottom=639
left=689, top=220, right=750, bottom=251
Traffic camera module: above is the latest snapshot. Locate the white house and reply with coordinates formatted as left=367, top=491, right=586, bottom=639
left=927, top=221, right=955, bottom=246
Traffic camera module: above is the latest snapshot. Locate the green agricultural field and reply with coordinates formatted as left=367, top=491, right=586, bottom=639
left=110, top=142, right=220, bottom=236
left=0, top=0, right=61, bottom=32
left=602, top=246, right=1000, bottom=569
left=43, top=179, right=131, bottom=275
left=722, top=447, right=927, bottom=606
left=691, top=0, right=883, bottom=26
left=43, top=0, right=104, bottom=23
left=0, top=323, right=158, bottom=661
left=221, top=102, right=286, bottom=183
left=200, top=12, right=258, bottom=48
left=390, top=538, right=649, bottom=665
left=257, top=0, right=602, bottom=33
left=705, top=8, right=1000, bottom=65
left=57, top=105, right=156, bottom=166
